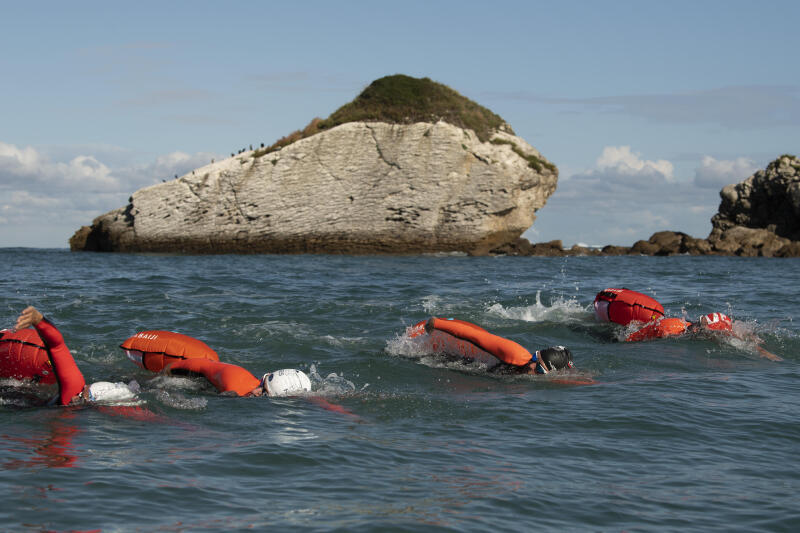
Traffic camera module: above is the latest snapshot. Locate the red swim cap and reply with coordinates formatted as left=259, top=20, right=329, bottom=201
left=699, top=313, right=733, bottom=331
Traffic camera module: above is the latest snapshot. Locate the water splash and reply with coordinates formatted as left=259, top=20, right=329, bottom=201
left=152, top=389, right=208, bottom=410
left=147, top=374, right=211, bottom=393
left=422, top=294, right=442, bottom=314
left=486, top=291, right=589, bottom=323
left=307, top=364, right=361, bottom=395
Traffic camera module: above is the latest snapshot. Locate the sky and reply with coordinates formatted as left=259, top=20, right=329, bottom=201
left=1, top=0, right=799, bottom=248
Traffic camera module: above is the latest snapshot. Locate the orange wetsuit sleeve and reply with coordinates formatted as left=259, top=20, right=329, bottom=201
left=35, top=318, right=86, bottom=405
left=166, top=358, right=260, bottom=396
left=430, top=317, right=534, bottom=366
left=626, top=318, right=690, bottom=342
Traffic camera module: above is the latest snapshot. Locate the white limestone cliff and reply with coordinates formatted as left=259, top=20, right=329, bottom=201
left=71, top=121, right=558, bottom=255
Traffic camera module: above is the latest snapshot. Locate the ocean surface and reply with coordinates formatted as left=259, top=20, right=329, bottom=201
left=1, top=249, right=798, bottom=532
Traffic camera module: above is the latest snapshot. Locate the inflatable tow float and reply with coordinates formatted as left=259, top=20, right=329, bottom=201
left=120, top=330, right=219, bottom=372
left=594, top=288, right=664, bottom=326
left=120, top=330, right=314, bottom=397
left=0, top=328, right=56, bottom=383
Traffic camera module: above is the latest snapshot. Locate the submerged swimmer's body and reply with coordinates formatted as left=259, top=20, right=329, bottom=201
left=625, top=311, right=781, bottom=361
left=592, top=289, right=782, bottom=361
left=409, top=317, right=575, bottom=374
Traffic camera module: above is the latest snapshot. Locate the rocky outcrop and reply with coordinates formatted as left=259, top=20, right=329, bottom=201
left=70, top=121, right=558, bottom=255
left=705, top=154, right=800, bottom=255
left=493, top=229, right=799, bottom=257
left=630, top=231, right=712, bottom=256
left=706, top=226, right=796, bottom=257
left=491, top=155, right=800, bottom=257
left=712, top=155, right=800, bottom=240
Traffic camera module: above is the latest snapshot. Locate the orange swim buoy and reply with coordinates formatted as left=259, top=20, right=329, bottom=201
left=120, top=330, right=219, bottom=372
left=594, top=288, right=665, bottom=326
left=0, top=328, right=57, bottom=384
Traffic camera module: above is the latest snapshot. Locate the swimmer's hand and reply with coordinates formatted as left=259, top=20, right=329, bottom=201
left=14, top=306, right=43, bottom=331
left=756, top=345, right=782, bottom=361
left=521, top=359, right=545, bottom=375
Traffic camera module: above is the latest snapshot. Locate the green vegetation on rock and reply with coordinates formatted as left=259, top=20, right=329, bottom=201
left=490, top=138, right=557, bottom=174
left=254, top=74, right=513, bottom=158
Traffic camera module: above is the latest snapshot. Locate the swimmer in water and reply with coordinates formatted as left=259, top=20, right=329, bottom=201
left=410, top=317, right=575, bottom=375
left=6, top=307, right=310, bottom=403
left=496, top=345, right=574, bottom=375
left=7, top=306, right=138, bottom=405
left=626, top=311, right=781, bottom=361
left=160, top=352, right=357, bottom=418
left=157, top=351, right=311, bottom=398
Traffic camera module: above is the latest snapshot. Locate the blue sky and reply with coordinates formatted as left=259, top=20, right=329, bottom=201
left=1, top=0, right=798, bottom=248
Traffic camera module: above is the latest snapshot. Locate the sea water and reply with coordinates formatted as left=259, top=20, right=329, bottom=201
left=0, top=249, right=798, bottom=532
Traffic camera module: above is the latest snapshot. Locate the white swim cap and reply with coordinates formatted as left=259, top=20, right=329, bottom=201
left=87, top=381, right=137, bottom=403
left=261, top=369, right=311, bottom=397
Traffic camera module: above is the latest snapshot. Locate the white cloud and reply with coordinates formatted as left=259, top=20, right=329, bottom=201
left=58, top=155, right=117, bottom=190
left=4, top=190, right=64, bottom=209
left=694, top=155, right=757, bottom=189
left=0, top=141, right=216, bottom=195
left=526, top=146, right=718, bottom=247
left=594, top=145, right=674, bottom=182
left=0, top=142, right=41, bottom=175
left=0, top=142, right=219, bottom=247
left=151, top=151, right=216, bottom=178
left=558, top=145, right=675, bottom=196
left=0, top=141, right=119, bottom=191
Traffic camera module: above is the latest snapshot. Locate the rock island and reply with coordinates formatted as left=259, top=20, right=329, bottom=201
left=70, top=75, right=558, bottom=255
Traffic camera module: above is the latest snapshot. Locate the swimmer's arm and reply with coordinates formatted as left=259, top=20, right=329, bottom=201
left=729, top=328, right=782, bottom=361
left=755, top=345, right=782, bottom=361
left=307, top=397, right=361, bottom=420
left=167, top=358, right=259, bottom=396
left=26, top=309, right=86, bottom=405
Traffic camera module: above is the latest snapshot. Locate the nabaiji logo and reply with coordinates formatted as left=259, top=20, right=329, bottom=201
left=135, top=332, right=159, bottom=340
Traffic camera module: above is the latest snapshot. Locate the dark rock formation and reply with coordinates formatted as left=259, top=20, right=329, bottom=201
left=712, top=155, right=800, bottom=240
left=491, top=155, right=800, bottom=258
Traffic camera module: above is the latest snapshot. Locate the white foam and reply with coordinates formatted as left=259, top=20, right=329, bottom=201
left=384, top=331, right=430, bottom=359
left=0, top=377, right=28, bottom=388
left=307, top=364, right=361, bottom=396
left=422, top=294, right=442, bottom=314
left=148, top=374, right=210, bottom=393
left=486, top=291, right=590, bottom=323
left=384, top=329, right=497, bottom=375
left=320, top=335, right=367, bottom=347
left=152, top=389, right=208, bottom=410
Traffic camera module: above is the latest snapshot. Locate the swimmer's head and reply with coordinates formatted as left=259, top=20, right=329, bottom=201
left=259, top=369, right=312, bottom=397
left=85, top=381, right=137, bottom=403
left=535, top=346, right=574, bottom=373
left=698, top=312, right=733, bottom=332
